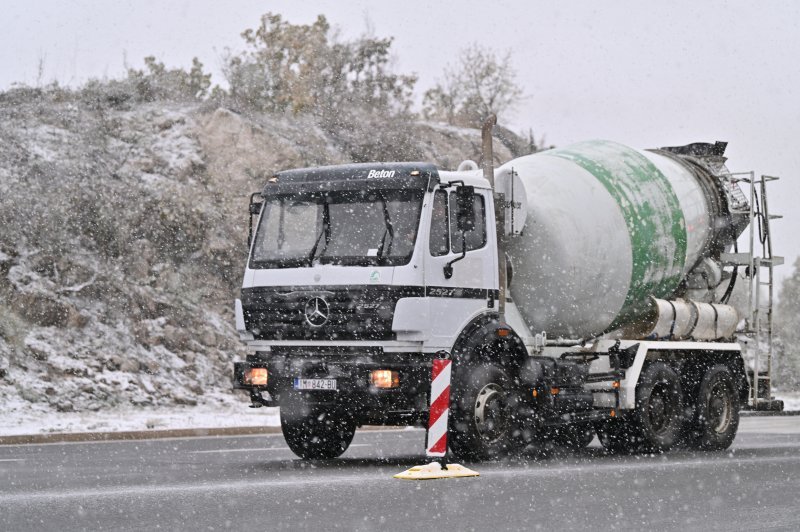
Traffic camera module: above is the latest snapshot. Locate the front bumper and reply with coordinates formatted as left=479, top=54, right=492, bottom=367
left=233, top=351, right=432, bottom=426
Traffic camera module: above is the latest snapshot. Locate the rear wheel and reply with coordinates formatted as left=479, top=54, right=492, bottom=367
left=598, top=362, right=684, bottom=454
left=687, top=365, right=739, bottom=451
left=449, top=365, right=520, bottom=460
left=632, top=362, right=684, bottom=452
left=280, top=393, right=356, bottom=460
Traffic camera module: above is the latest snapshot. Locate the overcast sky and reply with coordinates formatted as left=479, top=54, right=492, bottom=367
left=3, top=0, right=798, bottom=281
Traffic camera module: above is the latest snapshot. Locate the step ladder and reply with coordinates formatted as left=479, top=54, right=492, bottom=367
left=721, top=172, right=783, bottom=410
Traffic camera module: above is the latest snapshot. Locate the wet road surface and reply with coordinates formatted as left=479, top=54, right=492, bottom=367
left=1, top=417, right=799, bottom=531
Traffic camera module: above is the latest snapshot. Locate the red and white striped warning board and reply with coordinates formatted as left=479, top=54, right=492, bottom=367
left=394, top=356, right=478, bottom=480
left=426, top=358, right=452, bottom=457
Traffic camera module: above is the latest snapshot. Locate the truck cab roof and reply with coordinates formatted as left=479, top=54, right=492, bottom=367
left=263, top=162, right=441, bottom=196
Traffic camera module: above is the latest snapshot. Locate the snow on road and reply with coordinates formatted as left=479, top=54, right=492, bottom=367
left=779, top=392, right=800, bottom=411
left=0, top=401, right=279, bottom=436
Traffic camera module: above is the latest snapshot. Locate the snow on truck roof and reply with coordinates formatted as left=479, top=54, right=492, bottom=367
left=263, top=162, right=439, bottom=195
left=261, top=162, right=491, bottom=196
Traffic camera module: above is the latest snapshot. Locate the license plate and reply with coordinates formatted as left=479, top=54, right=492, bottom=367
left=293, top=378, right=338, bottom=391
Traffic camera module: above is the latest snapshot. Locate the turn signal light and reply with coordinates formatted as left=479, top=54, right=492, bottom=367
left=244, top=367, right=268, bottom=386
left=371, top=370, right=400, bottom=389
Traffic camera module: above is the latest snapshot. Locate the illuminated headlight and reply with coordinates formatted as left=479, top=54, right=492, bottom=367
left=371, top=370, right=400, bottom=389
left=243, top=367, right=268, bottom=387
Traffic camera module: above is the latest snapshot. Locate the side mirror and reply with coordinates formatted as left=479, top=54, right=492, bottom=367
left=444, top=186, right=475, bottom=279
left=455, top=186, right=475, bottom=232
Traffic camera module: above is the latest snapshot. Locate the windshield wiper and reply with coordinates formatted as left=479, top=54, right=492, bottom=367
left=307, top=227, right=325, bottom=267
left=307, top=199, right=330, bottom=266
left=376, top=194, right=394, bottom=263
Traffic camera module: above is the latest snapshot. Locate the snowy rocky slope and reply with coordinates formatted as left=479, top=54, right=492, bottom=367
left=0, top=87, right=523, bottom=429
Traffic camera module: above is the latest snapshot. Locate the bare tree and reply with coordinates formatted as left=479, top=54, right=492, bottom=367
left=423, top=44, right=524, bottom=128
left=221, top=13, right=416, bottom=116
left=126, top=56, right=212, bottom=102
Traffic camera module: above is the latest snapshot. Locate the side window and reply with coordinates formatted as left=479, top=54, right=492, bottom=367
left=429, top=190, right=449, bottom=256
left=449, top=192, right=486, bottom=253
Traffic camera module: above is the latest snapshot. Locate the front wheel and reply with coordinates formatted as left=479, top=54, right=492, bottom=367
left=280, top=394, right=356, bottom=460
left=449, top=365, right=520, bottom=460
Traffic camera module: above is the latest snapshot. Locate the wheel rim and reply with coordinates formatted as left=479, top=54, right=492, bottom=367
left=647, top=382, right=677, bottom=435
left=707, top=381, right=733, bottom=434
left=473, top=383, right=509, bottom=443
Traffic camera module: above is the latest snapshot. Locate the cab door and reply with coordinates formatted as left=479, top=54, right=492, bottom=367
left=423, top=186, right=497, bottom=347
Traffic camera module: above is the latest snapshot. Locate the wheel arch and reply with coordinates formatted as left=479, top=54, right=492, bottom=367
left=680, top=351, right=750, bottom=405
left=643, top=349, right=749, bottom=407
left=620, top=344, right=749, bottom=411
left=450, top=312, right=528, bottom=372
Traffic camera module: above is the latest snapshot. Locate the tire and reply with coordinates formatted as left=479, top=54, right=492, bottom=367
left=449, top=365, right=520, bottom=460
left=279, top=394, right=356, bottom=460
left=632, top=362, right=685, bottom=452
left=688, top=365, right=740, bottom=451
left=551, top=424, right=595, bottom=450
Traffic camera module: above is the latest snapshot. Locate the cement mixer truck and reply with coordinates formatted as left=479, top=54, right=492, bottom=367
left=232, top=119, right=782, bottom=460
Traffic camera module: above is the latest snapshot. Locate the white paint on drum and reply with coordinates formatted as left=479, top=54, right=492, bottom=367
left=641, top=150, right=712, bottom=275
left=497, top=155, right=632, bottom=337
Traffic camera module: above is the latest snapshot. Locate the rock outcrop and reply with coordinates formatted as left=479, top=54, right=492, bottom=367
left=0, top=89, right=528, bottom=415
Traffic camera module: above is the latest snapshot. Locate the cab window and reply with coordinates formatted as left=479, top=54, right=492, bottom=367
left=428, top=189, right=487, bottom=256
left=429, top=189, right=450, bottom=257
left=449, top=192, right=486, bottom=253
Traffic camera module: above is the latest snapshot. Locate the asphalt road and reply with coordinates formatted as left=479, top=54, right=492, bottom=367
left=1, top=417, right=799, bottom=531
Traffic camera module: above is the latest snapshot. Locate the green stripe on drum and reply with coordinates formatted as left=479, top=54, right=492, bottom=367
left=548, top=140, right=687, bottom=328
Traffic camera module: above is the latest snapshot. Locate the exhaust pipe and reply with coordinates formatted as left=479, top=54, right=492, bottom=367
left=481, top=115, right=506, bottom=323
left=481, top=115, right=497, bottom=187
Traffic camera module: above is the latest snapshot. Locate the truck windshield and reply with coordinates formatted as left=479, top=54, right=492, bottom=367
left=250, top=189, right=424, bottom=268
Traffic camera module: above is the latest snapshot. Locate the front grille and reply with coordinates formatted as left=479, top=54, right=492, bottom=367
left=241, top=286, right=423, bottom=341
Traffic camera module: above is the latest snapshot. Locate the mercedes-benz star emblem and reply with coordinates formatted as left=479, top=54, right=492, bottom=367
left=304, top=297, right=329, bottom=327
